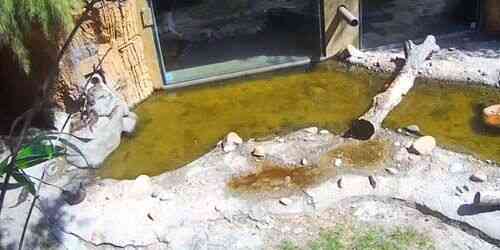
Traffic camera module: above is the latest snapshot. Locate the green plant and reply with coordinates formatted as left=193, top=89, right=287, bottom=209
left=0, top=0, right=81, bottom=71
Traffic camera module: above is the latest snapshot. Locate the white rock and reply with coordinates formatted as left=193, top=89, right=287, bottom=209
left=301, top=158, right=308, bottom=166
left=334, top=158, right=343, bottom=167
left=304, top=127, right=318, bottom=134
left=277, top=138, right=286, bottom=143
left=319, top=129, right=330, bottom=135
left=394, top=141, right=401, bottom=147
left=410, top=136, right=436, bottom=155
left=131, top=175, right=153, bottom=197
left=405, top=125, right=420, bottom=134
left=222, top=132, right=243, bottom=152
left=252, top=146, right=265, bottom=157
left=385, top=167, right=399, bottom=175
left=470, top=171, right=487, bottom=182
left=279, top=198, right=293, bottom=206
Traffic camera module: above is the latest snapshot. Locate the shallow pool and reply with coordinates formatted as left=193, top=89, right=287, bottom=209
left=100, top=63, right=386, bottom=179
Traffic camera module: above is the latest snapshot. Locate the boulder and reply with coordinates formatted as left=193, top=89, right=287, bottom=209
left=409, top=136, right=436, bottom=155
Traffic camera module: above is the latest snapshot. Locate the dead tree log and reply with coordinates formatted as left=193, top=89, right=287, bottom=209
left=474, top=191, right=500, bottom=207
left=348, top=35, right=440, bottom=140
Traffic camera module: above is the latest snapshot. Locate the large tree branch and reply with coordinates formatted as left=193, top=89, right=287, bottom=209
left=347, top=35, right=440, bottom=140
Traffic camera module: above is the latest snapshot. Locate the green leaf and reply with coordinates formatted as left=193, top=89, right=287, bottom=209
left=11, top=170, right=36, bottom=195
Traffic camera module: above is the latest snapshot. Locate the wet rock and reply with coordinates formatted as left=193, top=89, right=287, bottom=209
left=385, top=167, right=399, bottom=175
left=449, top=163, right=465, bottom=173
left=279, top=198, right=293, bottom=206
left=409, top=136, right=436, bottom=155
left=252, top=146, right=265, bottom=157
left=405, top=125, right=421, bottom=134
left=304, top=127, right=318, bottom=134
left=470, top=171, right=487, bottom=182
left=222, top=132, right=243, bottom=152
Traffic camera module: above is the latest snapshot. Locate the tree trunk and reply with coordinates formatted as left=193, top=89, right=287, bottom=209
left=347, top=35, right=440, bottom=140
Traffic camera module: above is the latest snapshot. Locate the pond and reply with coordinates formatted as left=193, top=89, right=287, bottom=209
left=99, top=62, right=386, bottom=179
left=100, top=63, right=500, bottom=180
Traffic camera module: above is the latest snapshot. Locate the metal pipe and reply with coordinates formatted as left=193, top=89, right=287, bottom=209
left=338, top=6, right=359, bottom=27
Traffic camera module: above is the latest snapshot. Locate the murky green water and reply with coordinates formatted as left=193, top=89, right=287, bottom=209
left=100, top=64, right=500, bottom=180
left=100, top=63, right=386, bottom=179
left=385, top=80, right=500, bottom=162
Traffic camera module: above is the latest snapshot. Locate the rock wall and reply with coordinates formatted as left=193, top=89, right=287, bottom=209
left=484, top=0, right=500, bottom=34
left=58, top=0, right=155, bottom=108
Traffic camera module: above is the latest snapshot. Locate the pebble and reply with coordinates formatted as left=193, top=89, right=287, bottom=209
left=304, top=127, right=318, bottom=134
left=279, top=198, right=293, bottom=206
left=252, top=146, right=265, bottom=157
left=334, top=158, right=343, bottom=167
left=301, top=158, right=308, bottom=166
left=405, top=125, right=420, bottom=134
left=222, top=132, right=243, bottom=152
left=410, top=136, right=436, bottom=155
left=470, top=171, right=487, bottom=182
left=319, top=129, right=330, bottom=135
left=385, top=167, right=399, bottom=175
left=394, top=141, right=401, bottom=147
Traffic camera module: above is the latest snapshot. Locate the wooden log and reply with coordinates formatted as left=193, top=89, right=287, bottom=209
left=474, top=191, right=500, bottom=207
left=347, top=35, right=440, bottom=140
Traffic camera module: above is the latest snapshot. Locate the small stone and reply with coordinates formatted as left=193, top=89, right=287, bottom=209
left=304, top=127, right=318, bottom=134
left=222, top=132, right=243, bottom=152
left=301, top=158, right=308, bottom=166
left=405, top=125, right=420, bottom=134
left=279, top=198, right=293, bottom=206
left=470, top=171, right=487, bottom=182
left=394, top=141, right=401, bottom=147
left=277, top=137, right=286, bottom=143
left=334, top=159, right=343, bottom=167
left=319, top=129, right=330, bottom=135
left=385, top=167, right=399, bottom=175
left=409, top=136, right=436, bottom=155
left=252, top=146, right=265, bottom=157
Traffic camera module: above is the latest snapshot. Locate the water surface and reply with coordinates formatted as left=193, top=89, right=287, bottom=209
left=100, top=63, right=386, bottom=179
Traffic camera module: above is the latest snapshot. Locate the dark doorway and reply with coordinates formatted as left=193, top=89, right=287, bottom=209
left=152, top=0, right=322, bottom=86
left=362, top=0, right=480, bottom=48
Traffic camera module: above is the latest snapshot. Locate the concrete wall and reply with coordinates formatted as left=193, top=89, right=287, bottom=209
left=323, top=0, right=360, bottom=58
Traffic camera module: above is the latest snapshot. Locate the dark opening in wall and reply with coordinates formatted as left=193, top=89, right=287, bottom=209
left=362, top=0, right=480, bottom=48
left=152, top=0, right=322, bottom=86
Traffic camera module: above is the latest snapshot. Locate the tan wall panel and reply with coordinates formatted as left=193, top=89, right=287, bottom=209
left=323, top=0, right=360, bottom=58
left=136, top=0, right=164, bottom=89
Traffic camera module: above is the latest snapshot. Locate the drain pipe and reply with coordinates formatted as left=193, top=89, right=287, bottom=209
left=338, top=5, right=359, bottom=27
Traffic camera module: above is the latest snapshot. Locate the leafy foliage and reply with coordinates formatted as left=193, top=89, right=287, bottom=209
left=0, top=132, right=90, bottom=195
left=0, top=0, right=82, bottom=71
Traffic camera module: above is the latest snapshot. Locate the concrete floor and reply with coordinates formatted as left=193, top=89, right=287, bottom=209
left=362, top=0, right=479, bottom=48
